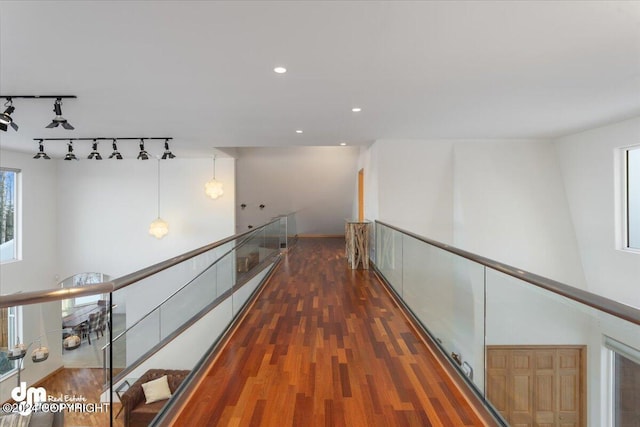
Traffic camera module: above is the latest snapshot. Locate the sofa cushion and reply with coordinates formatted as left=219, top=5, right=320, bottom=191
left=141, top=375, right=172, bottom=404
left=129, top=399, right=168, bottom=425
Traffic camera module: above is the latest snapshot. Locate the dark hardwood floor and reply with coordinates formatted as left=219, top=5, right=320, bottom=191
left=172, top=237, right=496, bottom=427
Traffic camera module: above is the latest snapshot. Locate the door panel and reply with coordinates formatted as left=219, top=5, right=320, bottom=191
left=486, top=346, right=585, bottom=427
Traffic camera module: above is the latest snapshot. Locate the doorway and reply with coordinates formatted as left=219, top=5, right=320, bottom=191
left=487, top=345, right=586, bottom=427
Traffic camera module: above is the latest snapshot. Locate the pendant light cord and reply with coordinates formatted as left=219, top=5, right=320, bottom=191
left=157, top=158, right=161, bottom=216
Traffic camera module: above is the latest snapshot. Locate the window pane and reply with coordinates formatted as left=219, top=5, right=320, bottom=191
left=0, top=169, right=17, bottom=262
left=614, top=352, right=640, bottom=427
left=629, top=148, right=640, bottom=249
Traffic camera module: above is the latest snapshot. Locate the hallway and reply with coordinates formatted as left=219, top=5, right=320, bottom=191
left=173, top=238, right=495, bottom=426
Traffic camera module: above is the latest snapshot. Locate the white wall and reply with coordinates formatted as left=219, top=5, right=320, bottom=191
left=453, top=139, right=586, bottom=287
left=0, top=151, right=236, bottom=402
left=375, top=139, right=455, bottom=244
left=55, top=158, right=235, bottom=279
left=366, top=138, right=585, bottom=287
left=555, top=116, right=640, bottom=308
left=0, top=150, right=62, bottom=403
left=235, top=147, right=360, bottom=236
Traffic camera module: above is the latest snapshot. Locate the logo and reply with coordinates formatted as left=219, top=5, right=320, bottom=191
left=10, top=382, right=46, bottom=415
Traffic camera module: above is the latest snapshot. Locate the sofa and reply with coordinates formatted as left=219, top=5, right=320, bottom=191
left=120, top=369, right=190, bottom=427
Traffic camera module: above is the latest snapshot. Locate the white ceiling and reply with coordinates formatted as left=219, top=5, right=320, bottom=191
left=1, top=1, right=639, bottom=158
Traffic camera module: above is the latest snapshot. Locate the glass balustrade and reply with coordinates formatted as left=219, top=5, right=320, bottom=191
left=0, top=215, right=292, bottom=426
left=375, top=221, right=640, bottom=427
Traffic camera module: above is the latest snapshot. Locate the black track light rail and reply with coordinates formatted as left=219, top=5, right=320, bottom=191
left=1, top=95, right=77, bottom=99
left=33, top=137, right=173, bottom=141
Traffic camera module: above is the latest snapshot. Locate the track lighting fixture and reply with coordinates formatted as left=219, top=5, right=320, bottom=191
left=33, top=140, right=50, bottom=160
left=0, top=95, right=76, bottom=132
left=161, top=139, right=176, bottom=159
left=109, top=139, right=123, bottom=160
left=46, top=98, right=74, bottom=130
left=0, top=98, right=18, bottom=132
left=31, top=136, right=173, bottom=160
left=64, top=141, right=78, bottom=161
left=137, top=139, right=150, bottom=160
left=88, top=140, right=102, bottom=160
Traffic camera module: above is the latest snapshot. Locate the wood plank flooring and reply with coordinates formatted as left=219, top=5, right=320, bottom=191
left=35, top=368, right=122, bottom=427
left=172, top=238, right=495, bottom=427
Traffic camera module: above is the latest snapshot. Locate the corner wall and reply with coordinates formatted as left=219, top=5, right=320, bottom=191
left=554, top=116, right=640, bottom=308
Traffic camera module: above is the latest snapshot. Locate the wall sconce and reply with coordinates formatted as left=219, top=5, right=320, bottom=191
left=259, top=204, right=265, bottom=210
left=204, top=155, right=224, bottom=199
left=149, top=159, right=169, bottom=239
left=240, top=204, right=246, bottom=210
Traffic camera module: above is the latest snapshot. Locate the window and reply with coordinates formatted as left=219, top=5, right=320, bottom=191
left=606, top=337, right=640, bottom=427
left=0, top=168, right=19, bottom=263
left=0, top=307, right=20, bottom=379
left=627, top=147, right=640, bottom=250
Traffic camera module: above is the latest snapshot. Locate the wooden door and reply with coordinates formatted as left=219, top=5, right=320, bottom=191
left=487, top=346, right=585, bottom=427
left=358, top=168, right=364, bottom=222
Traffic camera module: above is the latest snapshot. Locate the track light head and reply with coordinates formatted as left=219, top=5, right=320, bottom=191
left=33, top=140, right=51, bottom=160
left=46, top=98, right=74, bottom=130
left=137, top=139, right=149, bottom=160
left=64, top=141, right=78, bottom=161
left=161, top=139, right=176, bottom=159
left=109, top=139, right=123, bottom=159
left=0, top=99, right=19, bottom=132
left=88, top=140, right=102, bottom=160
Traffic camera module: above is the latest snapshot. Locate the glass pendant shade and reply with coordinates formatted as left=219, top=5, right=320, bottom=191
left=149, top=217, right=169, bottom=239
left=205, top=179, right=224, bottom=199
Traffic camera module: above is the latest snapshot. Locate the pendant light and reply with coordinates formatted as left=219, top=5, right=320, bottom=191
left=204, top=155, right=224, bottom=199
left=149, top=158, right=169, bottom=239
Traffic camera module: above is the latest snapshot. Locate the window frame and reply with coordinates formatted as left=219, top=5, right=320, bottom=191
left=0, top=167, right=20, bottom=263
left=625, top=146, right=640, bottom=251
left=618, top=146, right=640, bottom=253
left=0, top=306, right=22, bottom=381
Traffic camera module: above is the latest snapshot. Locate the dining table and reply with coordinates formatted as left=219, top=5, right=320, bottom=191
left=62, top=303, right=102, bottom=329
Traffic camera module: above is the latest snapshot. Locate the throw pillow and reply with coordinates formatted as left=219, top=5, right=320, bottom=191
left=141, top=375, right=172, bottom=404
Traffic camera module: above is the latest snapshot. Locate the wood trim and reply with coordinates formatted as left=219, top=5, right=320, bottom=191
left=358, top=168, right=364, bottom=222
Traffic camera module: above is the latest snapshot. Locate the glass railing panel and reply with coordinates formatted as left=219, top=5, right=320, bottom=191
left=401, top=234, right=485, bottom=391
left=375, top=223, right=404, bottom=295
left=484, top=268, right=640, bottom=426
left=159, top=263, right=218, bottom=341
left=0, top=300, right=113, bottom=425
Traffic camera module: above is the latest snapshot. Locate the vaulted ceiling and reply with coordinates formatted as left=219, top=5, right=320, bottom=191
left=1, top=1, right=639, bottom=158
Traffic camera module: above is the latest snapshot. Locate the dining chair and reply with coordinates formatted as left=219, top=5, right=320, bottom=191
left=89, top=313, right=102, bottom=342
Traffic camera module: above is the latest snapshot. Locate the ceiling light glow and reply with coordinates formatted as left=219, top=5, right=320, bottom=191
left=273, top=66, right=287, bottom=74
left=351, top=107, right=362, bottom=112
left=295, top=130, right=303, bottom=134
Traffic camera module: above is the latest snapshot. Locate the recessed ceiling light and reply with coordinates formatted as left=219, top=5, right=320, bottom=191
left=351, top=107, right=362, bottom=112
left=295, top=130, right=303, bottom=134
left=274, top=66, right=287, bottom=74
left=340, top=142, right=347, bottom=146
